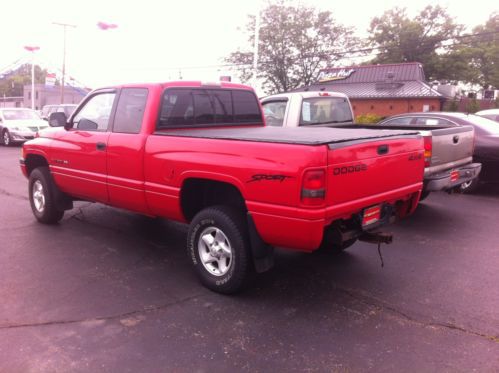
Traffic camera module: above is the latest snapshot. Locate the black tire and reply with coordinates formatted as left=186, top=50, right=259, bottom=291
left=459, top=177, right=480, bottom=194
left=2, top=129, right=12, bottom=146
left=419, top=191, right=431, bottom=201
left=187, top=206, right=251, bottom=294
left=29, top=167, right=64, bottom=224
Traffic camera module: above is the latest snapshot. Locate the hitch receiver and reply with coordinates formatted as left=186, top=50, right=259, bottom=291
left=359, top=231, right=393, bottom=245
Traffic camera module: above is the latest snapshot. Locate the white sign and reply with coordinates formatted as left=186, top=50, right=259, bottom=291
left=318, top=69, right=355, bottom=83
left=45, top=73, right=56, bottom=86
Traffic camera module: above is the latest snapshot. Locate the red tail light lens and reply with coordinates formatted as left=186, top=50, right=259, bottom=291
left=423, top=136, right=432, bottom=167
left=301, top=169, right=325, bottom=206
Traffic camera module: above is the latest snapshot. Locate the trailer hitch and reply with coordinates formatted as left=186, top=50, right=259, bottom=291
left=359, top=231, right=393, bottom=267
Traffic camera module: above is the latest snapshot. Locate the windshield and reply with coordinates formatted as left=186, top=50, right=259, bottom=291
left=465, top=115, right=499, bottom=135
left=300, top=97, right=352, bottom=125
left=2, top=109, right=40, bottom=120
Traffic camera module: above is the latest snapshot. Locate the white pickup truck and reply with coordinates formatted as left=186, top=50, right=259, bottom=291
left=261, top=91, right=481, bottom=199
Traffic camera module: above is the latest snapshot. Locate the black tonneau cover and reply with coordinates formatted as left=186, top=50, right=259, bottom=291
left=155, top=126, right=419, bottom=146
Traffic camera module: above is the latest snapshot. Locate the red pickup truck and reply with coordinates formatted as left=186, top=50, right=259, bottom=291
left=20, top=81, right=424, bottom=293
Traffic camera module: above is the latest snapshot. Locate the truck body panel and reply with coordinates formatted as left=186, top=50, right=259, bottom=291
left=22, top=81, right=424, bottom=255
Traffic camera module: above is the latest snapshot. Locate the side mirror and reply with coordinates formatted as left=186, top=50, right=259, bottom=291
left=48, top=112, right=67, bottom=127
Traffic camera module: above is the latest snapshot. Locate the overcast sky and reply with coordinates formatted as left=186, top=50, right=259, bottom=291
left=1, top=0, right=497, bottom=89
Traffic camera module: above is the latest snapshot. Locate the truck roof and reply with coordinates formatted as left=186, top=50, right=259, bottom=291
left=261, top=91, right=348, bottom=102
left=93, top=81, right=254, bottom=91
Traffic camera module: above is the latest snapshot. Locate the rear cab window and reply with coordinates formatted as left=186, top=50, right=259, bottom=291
left=300, top=97, right=352, bottom=125
left=156, top=88, right=263, bottom=129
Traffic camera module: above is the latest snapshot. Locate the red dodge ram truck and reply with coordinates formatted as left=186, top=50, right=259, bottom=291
left=21, top=81, right=424, bottom=293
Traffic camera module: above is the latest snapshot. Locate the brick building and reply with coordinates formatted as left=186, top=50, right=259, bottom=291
left=299, top=62, right=444, bottom=118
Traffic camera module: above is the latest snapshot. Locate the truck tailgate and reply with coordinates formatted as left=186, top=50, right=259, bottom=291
left=430, top=126, right=474, bottom=169
left=327, top=136, right=424, bottom=209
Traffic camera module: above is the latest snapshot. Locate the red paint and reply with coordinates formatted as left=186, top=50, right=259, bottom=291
left=21, top=81, right=424, bottom=252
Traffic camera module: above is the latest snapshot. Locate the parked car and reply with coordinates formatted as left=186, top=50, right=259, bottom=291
left=377, top=112, right=499, bottom=193
left=0, top=108, right=49, bottom=146
left=40, top=104, right=78, bottom=121
left=261, top=92, right=480, bottom=200
left=475, top=109, right=499, bottom=122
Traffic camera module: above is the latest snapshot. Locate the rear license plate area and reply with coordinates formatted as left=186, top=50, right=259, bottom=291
left=362, top=204, right=382, bottom=228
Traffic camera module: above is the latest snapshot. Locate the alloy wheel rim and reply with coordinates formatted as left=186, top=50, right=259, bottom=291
left=3, top=132, right=9, bottom=146
left=198, top=227, right=233, bottom=276
left=32, top=180, right=45, bottom=213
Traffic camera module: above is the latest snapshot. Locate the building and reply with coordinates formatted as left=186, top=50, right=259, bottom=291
left=299, top=62, right=444, bottom=118
left=23, top=84, right=90, bottom=110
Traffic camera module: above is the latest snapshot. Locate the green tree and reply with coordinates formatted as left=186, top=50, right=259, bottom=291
left=461, top=13, right=499, bottom=89
left=0, top=64, right=47, bottom=97
left=225, top=1, right=358, bottom=94
left=368, top=6, right=465, bottom=81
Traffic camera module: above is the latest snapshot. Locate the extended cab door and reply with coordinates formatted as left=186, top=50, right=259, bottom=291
left=106, top=87, right=150, bottom=214
left=50, top=90, right=117, bottom=203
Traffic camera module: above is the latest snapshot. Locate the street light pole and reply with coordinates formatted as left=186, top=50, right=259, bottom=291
left=24, top=46, right=40, bottom=110
left=53, top=22, right=76, bottom=104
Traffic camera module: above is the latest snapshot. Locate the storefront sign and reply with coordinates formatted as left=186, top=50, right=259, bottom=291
left=318, top=68, right=355, bottom=82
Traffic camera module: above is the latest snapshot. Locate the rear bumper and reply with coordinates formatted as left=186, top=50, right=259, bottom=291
left=425, top=163, right=482, bottom=192
left=248, top=184, right=421, bottom=252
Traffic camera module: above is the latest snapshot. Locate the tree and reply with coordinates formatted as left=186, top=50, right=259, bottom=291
left=368, top=6, right=465, bottom=82
left=461, top=13, right=499, bottom=89
left=0, top=64, right=47, bottom=97
left=225, top=1, right=358, bottom=94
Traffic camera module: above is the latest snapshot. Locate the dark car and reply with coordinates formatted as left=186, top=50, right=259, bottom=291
left=378, top=112, right=499, bottom=193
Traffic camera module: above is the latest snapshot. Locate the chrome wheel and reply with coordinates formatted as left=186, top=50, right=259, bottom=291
left=2, top=131, right=10, bottom=146
left=198, top=227, right=233, bottom=276
left=32, top=180, right=46, bottom=213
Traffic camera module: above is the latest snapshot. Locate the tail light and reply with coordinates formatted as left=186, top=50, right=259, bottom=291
left=301, top=169, right=325, bottom=206
left=423, top=136, right=432, bottom=167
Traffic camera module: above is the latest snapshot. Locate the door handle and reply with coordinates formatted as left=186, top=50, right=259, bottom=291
left=377, top=144, right=389, bottom=155
left=96, top=142, right=106, bottom=151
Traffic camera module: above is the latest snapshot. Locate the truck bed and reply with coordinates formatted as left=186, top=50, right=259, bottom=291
left=155, top=126, right=419, bottom=145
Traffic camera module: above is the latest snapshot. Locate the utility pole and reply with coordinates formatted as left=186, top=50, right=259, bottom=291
left=252, top=5, right=260, bottom=85
left=24, top=46, right=40, bottom=110
left=53, top=22, right=76, bottom=104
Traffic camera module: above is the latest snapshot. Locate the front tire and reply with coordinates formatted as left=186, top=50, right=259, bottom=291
left=29, top=167, right=64, bottom=224
left=187, top=206, right=251, bottom=294
left=2, top=129, right=11, bottom=146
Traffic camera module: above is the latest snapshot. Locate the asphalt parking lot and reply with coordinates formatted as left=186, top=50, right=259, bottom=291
left=1, top=145, right=498, bottom=372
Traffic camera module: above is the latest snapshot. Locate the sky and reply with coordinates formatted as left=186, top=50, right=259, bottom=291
left=1, top=0, right=497, bottom=91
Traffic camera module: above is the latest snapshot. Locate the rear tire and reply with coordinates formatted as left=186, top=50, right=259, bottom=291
left=29, top=167, right=64, bottom=224
left=187, top=206, right=251, bottom=294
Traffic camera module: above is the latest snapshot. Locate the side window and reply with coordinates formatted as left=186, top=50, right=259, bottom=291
left=158, top=89, right=194, bottom=127
left=73, top=92, right=116, bottom=131
left=113, top=88, right=148, bottom=134
left=382, top=117, right=413, bottom=125
left=262, top=101, right=287, bottom=126
left=414, top=117, right=445, bottom=126
left=233, top=90, right=262, bottom=123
